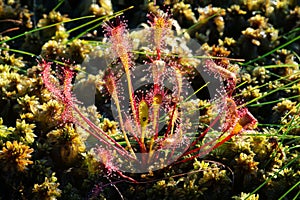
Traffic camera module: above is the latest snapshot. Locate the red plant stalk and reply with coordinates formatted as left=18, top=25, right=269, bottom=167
left=104, top=71, right=137, bottom=157
left=177, top=97, right=258, bottom=164
left=103, top=19, right=140, bottom=136
left=40, top=60, right=75, bottom=123
left=40, top=59, right=136, bottom=161
left=147, top=10, right=172, bottom=59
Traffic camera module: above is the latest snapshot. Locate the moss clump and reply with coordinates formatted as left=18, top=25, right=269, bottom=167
left=0, top=0, right=299, bottom=199
left=0, top=140, right=34, bottom=172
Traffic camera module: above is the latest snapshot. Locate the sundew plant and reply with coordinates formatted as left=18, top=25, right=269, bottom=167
left=40, top=9, right=257, bottom=175
left=0, top=1, right=300, bottom=199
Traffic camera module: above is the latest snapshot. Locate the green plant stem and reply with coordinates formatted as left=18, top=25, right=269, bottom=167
left=246, top=154, right=300, bottom=200
left=0, top=15, right=95, bottom=45
left=241, top=35, right=300, bottom=66
left=278, top=181, right=300, bottom=200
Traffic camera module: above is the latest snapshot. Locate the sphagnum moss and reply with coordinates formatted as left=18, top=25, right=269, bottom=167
left=0, top=1, right=299, bottom=199
left=0, top=140, right=34, bottom=172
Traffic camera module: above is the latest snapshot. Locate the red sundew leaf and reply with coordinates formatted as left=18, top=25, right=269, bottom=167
left=164, top=103, right=178, bottom=137
left=40, top=60, right=64, bottom=101
left=221, top=97, right=239, bottom=133
left=62, top=67, right=75, bottom=105
left=102, top=17, right=133, bottom=69
left=61, top=67, right=76, bottom=122
left=147, top=10, right=172, bottom=59
left=176, top=98, right=257, bottom=164
left=103, top=70, right=118, bottom=97
left=40, top=59, right=77, bottom=123
left=212, top=107, right=257, bottom=149
left=204, top=59, right=237, bottom=83
left=237, top=108, right=258, bottom=130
